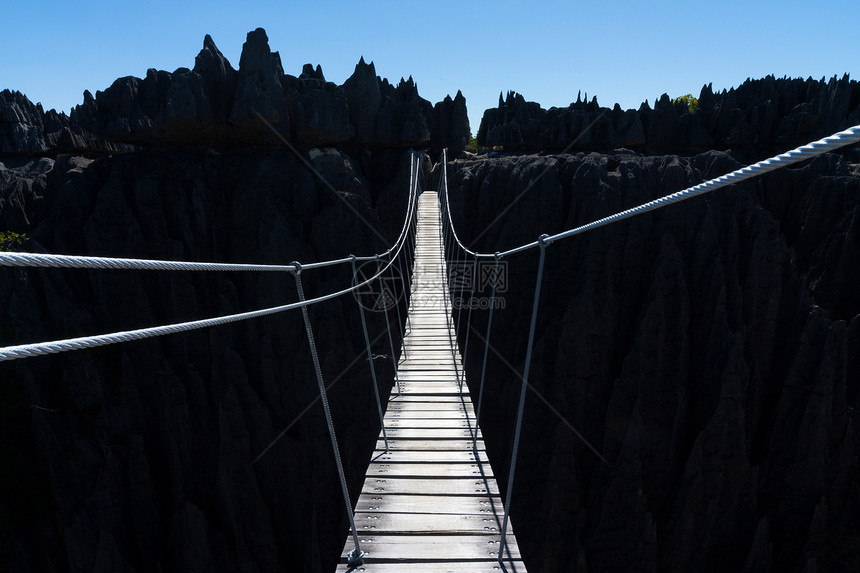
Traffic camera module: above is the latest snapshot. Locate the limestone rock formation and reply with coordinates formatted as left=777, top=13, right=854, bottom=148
left=376, top=76, right=434, bottom=147
left=229, top=28, right=290, bottom=140
left=284, top=65, right=354, bottom=147
left=0, top=90, right=127, bottom=155
left=478, top=75, right=860, bottom=158
left=0, top=147, right=413, bottom=572
left=343, top=57, right=381, bottom=145
left=0, top=90, right=48, bottom=153
left=1, top=30, right=467, bottom=152
left=193, top=34, right=238, bottom=123
left=431, top=90, right=470, bottom=154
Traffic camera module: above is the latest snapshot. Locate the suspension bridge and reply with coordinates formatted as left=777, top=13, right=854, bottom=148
left=334, top=189, right=525, bottom=571
left=0, top=124, right=858, bottom=572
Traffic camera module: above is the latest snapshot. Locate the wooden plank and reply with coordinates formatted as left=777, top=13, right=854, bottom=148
left=384, top=409, right=475, bottom=418
left=383, top=416, right=478, bottom=425
left=391, top=391, right=467, bottom=398
left=394, top=374, right=463, bottom=380
left=385, top=400, right=471, bottom=408
left=394, top=381, right=463, bottom=388
left=385, top=395, right=473, bottom=403
left=336, top=562, right=527, bottom=573
left=396, top=366, right=463, bottom=372
left=361, top=478, right=499, bottom=496
left=339, top=535, right=521, bottom=561
left=370, top=450, right=490, bottom=464
left=385, top=419, right=473, bottom=429
left=366, top=462, right=493, bottom=478
left=384, top=429, right=478, bottom=440
left=374, top=439, right=484, bottom=451
left=398, top=351, right=460, bottom=356
left=391, top=389, right=468, bottom=397
left=351, top=512, right=512, bottom=535
left=355, top=494, right=504, bottom=515
left=383, top=412, right=472, bottom=421
left=397, top=363, right=463, bottom=369
left=384, top=403, right=470, bottom=411
left=397, top=360, right=461, bottom=366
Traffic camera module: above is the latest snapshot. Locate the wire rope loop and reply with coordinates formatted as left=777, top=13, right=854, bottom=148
left=289, top=261, right=302, bottom=275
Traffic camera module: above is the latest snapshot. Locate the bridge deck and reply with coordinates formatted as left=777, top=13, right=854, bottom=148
left=337, top=191, right=526, bottom=572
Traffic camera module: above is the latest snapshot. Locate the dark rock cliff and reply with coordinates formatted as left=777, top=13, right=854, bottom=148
left=0, top=140, right=423, bottom=571
left=478, top=76, right=860, bottom=159
left=446, top=149, right=860, bottom=572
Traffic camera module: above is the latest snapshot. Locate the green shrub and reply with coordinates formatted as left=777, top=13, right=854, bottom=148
left=0, top=231, right=27, bottom=252
left=672, top=94, right=699, bottom=113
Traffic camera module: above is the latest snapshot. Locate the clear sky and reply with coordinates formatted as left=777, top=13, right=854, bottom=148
left=2, top=0, right=858, bottom=135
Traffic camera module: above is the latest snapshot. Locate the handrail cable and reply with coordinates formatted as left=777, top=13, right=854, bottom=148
left=0, top=151, right=425, bottom=275
left=0, top=257, right=397, bottom=362
left=443, top=123, right=860, bottom=259
left=0, top=153, right=421, bottom=362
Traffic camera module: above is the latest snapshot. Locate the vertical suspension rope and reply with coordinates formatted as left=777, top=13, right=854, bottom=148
left=460, top=253, right=477, bottom=399
left=453, top=244, right=468, bottom=392
left=400, top=153, right=417, bottom=333
left=351, top=256, right=390, bottom=453
left=377, top=257, right=401, bottom=395
left=389, top=252, right=406, bottom=360
left=474, top=254, right=500, bottom=453
left=437, top=163, right=448, bottom=302
left=440, top=152, right=463, bottom=393
left=400, top=232, right=414, bottom=320
left=292, top=263, right=364, bottom=568
left=498, top=236, right=549, bottom=571
left=443, top=220, right=461, bottom=393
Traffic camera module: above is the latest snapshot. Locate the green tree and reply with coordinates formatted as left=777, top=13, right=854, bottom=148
left=466, top=134, right=478, bottom=153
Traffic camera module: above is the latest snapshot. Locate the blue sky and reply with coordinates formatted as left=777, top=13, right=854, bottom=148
left=2, top=0, right=858, bottom=135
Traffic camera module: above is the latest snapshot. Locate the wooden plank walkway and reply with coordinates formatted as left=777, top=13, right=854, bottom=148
left=337, top=191, right=526, bottom=572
